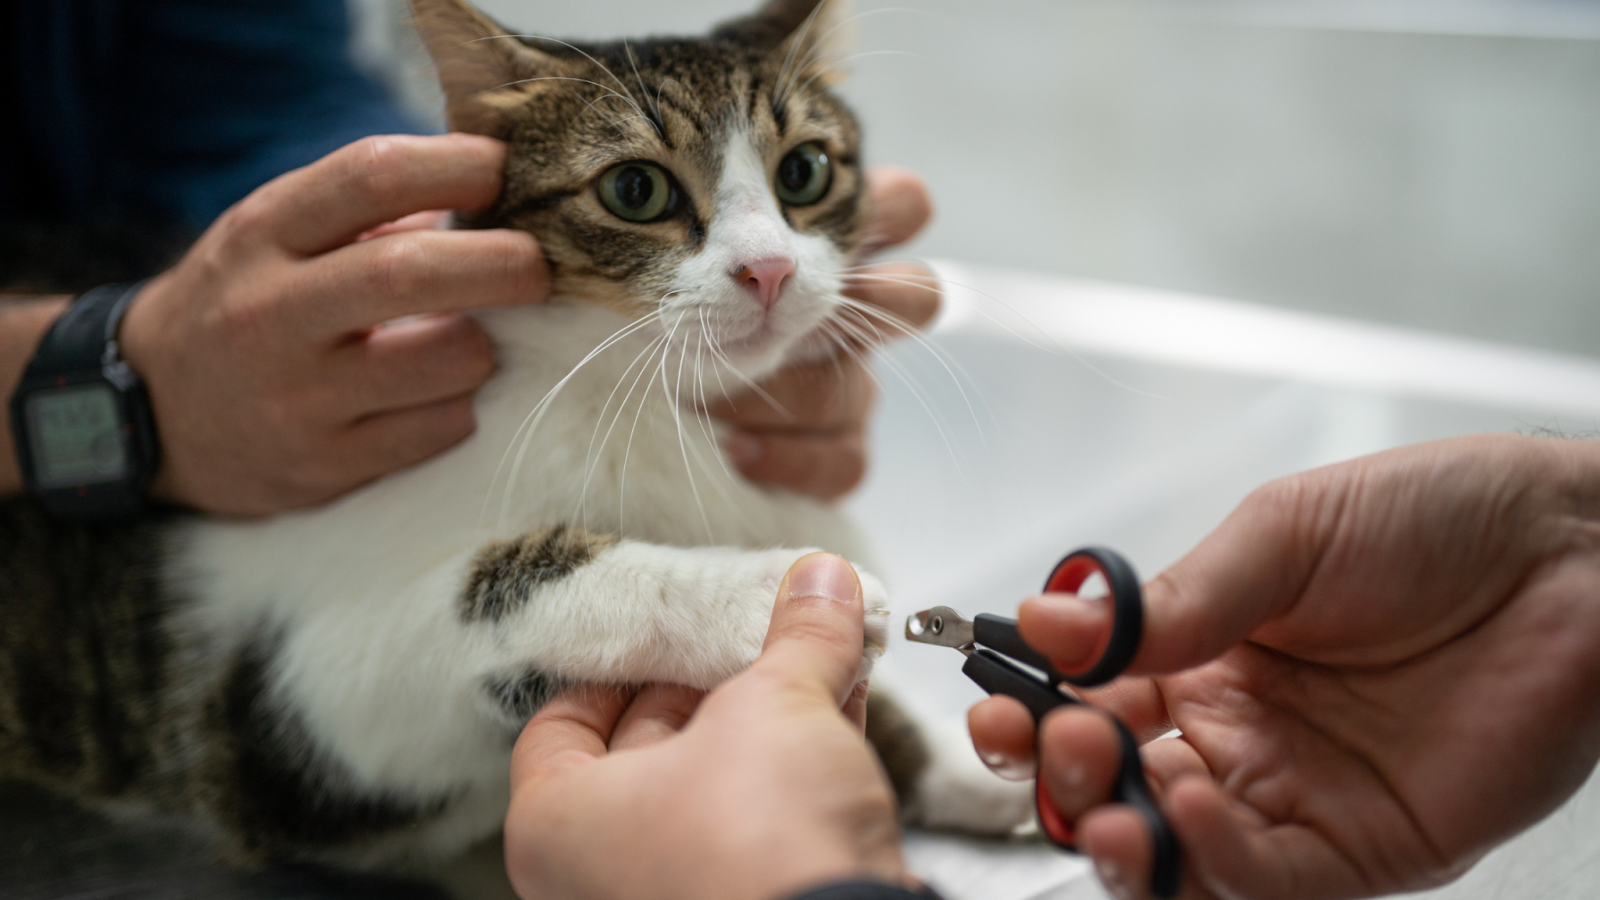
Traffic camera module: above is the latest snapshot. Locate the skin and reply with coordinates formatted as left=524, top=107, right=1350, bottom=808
left=0, top=138, right=936, bottom=514
left=504, top=552, right=913, bottom=900
left=968, top=435, right=1600, bottom=899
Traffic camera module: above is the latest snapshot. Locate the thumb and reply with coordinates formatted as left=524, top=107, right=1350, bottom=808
left=756, top=552, right=867, bottom=708
left=510, top=684, right=633, bottom=790
left=1132, top=479, right=1325, bottom=674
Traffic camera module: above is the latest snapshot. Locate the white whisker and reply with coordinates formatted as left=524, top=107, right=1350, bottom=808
left=774, top=1, right=832, bottom=108
left=834, top=294, right=989, bottom=438
left=624, top=40, right=663, bottom=123
left=484, top=310, right=663, bottom=531
left=486, top=34, right=656, bottom=133
left=577, top=329, right=670, bottom=536
left=844, top=270, right=1170, bottom=400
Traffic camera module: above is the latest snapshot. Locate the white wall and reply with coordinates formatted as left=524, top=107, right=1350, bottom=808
left=354, top=0, right=1600, bottom=356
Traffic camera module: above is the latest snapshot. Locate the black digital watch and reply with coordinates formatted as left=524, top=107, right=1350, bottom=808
left=9, top=282, right=161, bottom=519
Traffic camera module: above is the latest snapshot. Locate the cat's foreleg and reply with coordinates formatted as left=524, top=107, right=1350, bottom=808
left=461, top=527, right=889, bottom=726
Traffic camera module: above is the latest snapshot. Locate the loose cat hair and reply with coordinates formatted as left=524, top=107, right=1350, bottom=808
left=0, top=0, right=1030, bottom=880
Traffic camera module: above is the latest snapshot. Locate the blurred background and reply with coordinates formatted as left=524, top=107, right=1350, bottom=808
left=353, top=0, right=1600, bottom=356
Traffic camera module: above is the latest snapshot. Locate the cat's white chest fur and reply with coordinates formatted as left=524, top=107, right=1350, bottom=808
left=176, top=301, right=868, bottom=613
left=166, top=301, right=875, bottom=862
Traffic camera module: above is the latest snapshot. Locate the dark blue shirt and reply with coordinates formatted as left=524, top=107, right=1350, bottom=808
left=1, top=0, right=419, bottom=233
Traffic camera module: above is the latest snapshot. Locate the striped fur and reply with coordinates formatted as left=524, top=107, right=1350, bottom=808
left=0, top=0, right=1032, bottom=881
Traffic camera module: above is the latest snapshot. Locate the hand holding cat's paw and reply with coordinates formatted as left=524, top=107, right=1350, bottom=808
left=775, top=553, right=888, bottom=676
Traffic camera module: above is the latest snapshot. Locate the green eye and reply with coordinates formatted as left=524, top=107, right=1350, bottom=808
left=598, top=163, right=676, bottom=222
left=775, top=143, right=831, bottom=207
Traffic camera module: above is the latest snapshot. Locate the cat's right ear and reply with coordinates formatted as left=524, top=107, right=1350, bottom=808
left=410, top=0, right=562, bottom=138
left=714, top=0, right=853, bottom=87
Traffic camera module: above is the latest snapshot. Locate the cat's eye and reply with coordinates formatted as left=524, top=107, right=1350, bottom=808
left=775, top=143, right=831, bottom=207
left=598, top=162, right=676, bottom=222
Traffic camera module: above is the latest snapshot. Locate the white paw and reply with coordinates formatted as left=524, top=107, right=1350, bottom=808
left=909, top=716, right=1037, bottom=835
left=856, top=567, right=890, bottom=679
left=740, top=550, right=890, bottom=682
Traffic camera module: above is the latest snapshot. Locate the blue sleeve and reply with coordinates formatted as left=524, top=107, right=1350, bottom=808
left=3, top=0, right=424, bottom=232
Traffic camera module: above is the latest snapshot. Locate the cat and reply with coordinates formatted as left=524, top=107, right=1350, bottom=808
left=0, top=0, right=1030, bottom=879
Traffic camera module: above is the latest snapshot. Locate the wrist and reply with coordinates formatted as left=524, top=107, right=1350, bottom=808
left=0, top=295, right=73, bottom=496
left=114, top=272, right=182, bottom=506
left=7, top=285, right=163, bottom=517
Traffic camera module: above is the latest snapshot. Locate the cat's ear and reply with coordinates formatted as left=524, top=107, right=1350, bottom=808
left=714, top=0, right=854, bottom=86
left=410, top=0, right=563, bottom=137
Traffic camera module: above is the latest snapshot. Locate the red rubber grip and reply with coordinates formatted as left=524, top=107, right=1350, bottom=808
left=1036, top=778, right=1078, bottom=850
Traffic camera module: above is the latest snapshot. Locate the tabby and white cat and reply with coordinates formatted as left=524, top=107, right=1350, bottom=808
left=0, top=0, right=1029, bottom=876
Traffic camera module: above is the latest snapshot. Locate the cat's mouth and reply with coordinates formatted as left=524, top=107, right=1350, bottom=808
left=715, top=323, right=775, bottom=355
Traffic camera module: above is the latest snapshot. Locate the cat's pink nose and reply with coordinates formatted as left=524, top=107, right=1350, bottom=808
left=731, top=258, right=795, bottom=311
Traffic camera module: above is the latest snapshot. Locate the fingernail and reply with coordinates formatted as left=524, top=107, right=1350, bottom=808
left=724, top=433, right=761, bottom=468
left=1096, top=858, right=1134, bottom=900
left=979, top=750, right=1033, bottom=781
left=788, top=554, right=859, bottom=604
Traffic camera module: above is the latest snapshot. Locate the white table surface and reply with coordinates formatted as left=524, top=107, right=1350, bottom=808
left=847, top=261, right=1600, bottom=900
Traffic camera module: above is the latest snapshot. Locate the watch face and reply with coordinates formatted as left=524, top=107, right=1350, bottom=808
left=24, top=384, right=130, bottom=488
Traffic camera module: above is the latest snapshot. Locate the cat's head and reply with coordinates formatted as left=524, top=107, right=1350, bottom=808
left=413, top=0, right=867, bottom=387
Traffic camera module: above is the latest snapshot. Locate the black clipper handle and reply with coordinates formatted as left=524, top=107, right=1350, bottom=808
left=961, top=649, right=1181, bottom=898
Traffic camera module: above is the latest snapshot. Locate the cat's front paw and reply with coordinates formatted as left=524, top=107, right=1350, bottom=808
left=857, top=568, right=889, bottom=677
left=709, top=550, right=890, bottom=688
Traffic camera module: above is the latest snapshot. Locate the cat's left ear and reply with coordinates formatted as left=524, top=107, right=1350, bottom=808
left=410, top=0, right=565, bottom=137
left=714, top=0, right=854, bottom=87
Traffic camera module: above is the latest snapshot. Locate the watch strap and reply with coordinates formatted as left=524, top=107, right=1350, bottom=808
left=24, top=281, right=147, bottom=376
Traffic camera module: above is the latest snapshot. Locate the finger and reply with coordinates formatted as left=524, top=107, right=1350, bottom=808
left=1078, top=805, right=1159, bottom=900
left=708, top=354, right=873, bottom=432
left=857, top=166, right=933, bottom=255
left=304, top=227, right=548, bottom=338
left=510, top=684, right=634, bottom=789
left=725, top=431, right=865, bottom=501
left=1163, top=775, right=1366, bottom=900
left=358, top=209, right=452, bottom=242
left=1038, top=707, right=1123, bottom=818
left=1139, top=735, right=1213, bottom=792
left=609, top=683, right=704, bottom=751
left=1018, top=592, right=1112, bottom=675
left=1081, top=678, right=1172, bottom=744
left=330, top=394, right=481, bottom=494
left=843, top=679, right=870, bottom=731
left=839, top=261, right=941, bottom=340
left=967, top=695, right=1036, bottom=780
left=756, top=553, right=867, bottom=708
left=1131, top=479, right=1325, bottom=675
left=254, top=133, right=507, bottom=256
left=323, top=312, right=496, bottom=418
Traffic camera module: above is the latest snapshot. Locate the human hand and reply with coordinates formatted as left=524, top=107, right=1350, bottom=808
left=969, top=435, right=1600, bottom=899
left=118, top=134, right=549, bottom=517
left=710, top=166, right=939, bottom=501
left=504, top=552, right=909, bottom=900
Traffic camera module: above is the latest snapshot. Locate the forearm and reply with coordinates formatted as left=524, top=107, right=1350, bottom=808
left=0, top=294, right=72, bottom=496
